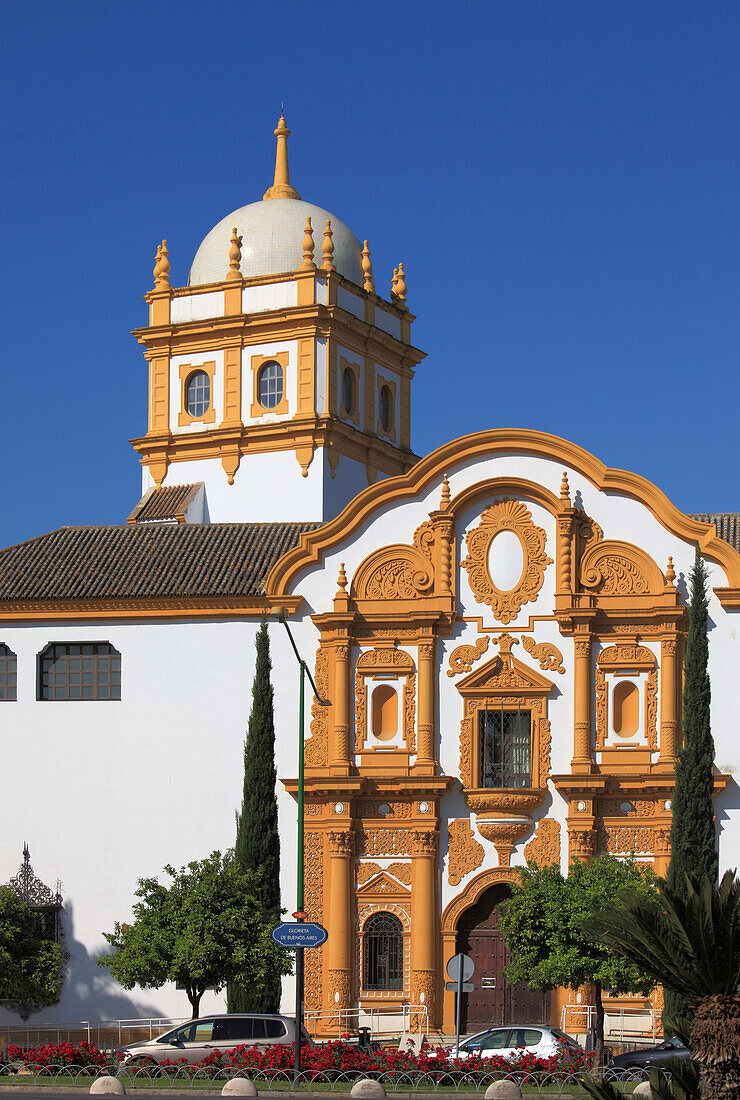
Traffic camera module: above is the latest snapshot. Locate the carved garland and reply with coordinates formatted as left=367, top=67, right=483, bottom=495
left=303, top=832, right=324, bottom=1010
left=524, top=818, right=561, bottom=867
left=447, top=636, right=490, bottom=677
left=447, top=819, right=485, bottom=886
left=305, top=646, right=330, bottom=767
left=461, top=499, right=552, bottom=624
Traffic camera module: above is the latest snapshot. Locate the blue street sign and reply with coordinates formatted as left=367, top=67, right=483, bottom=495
left=271, top=921, right=328, bottom=948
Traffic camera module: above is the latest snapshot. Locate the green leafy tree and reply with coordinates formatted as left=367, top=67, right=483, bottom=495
left=0, top=887, right=64, bottom=1020
left=99, top=852, right=290, bottom=1018
left=665, top=548, right=718, bottom=1033
left=228, top=621, right=282, bottom=1013
left=497, top=856, right=658, bottom=1065
left=584, top=870, right=740, bottom=1100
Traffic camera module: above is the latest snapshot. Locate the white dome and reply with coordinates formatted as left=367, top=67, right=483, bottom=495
left=189, top=198, right=364, bottom=287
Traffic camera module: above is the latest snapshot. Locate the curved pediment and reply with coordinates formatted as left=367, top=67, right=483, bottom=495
left=580, top=540, right=664, bottom=597
left=351, top=544, right=434, bottom=603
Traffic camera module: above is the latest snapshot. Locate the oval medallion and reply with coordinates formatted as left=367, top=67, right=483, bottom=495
left=487, top=529, right=525, bottom=592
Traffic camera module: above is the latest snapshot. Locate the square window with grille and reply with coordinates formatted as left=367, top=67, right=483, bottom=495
left=39, top=643, right=121, bottom=701
left=478, top=707, right=532, bottom=788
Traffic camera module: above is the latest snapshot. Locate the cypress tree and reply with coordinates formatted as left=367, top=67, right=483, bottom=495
left=664, top=548, right=718, bottom=1034
left=227, top=621, right=282, bottom=1012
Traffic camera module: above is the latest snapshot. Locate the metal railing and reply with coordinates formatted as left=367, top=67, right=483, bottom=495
left=0, top=1064, right=651, bottom=1092
left=0, top=1017, right=187, bottom=1056
left=560, top=1004, right=658, bottom=1045
left=305, top=1005, right=429, bottom=1041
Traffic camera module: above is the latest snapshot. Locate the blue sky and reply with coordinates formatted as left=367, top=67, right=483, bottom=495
left=1, top=1, right=737, bottom=546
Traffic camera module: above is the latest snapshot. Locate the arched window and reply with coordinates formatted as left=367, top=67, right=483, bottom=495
left=39, top=643, right=121, bottom=701
left=258, top=360, right=284, bottom=409
left=0, top=644, right=17, bottom=701
left=363, top=912, right=403, bottom=991
left=342, top=367, right=355, bottom=416
left=185, top=370, right=211, bottom=418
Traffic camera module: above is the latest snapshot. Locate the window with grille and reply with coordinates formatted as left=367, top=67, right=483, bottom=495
left=478, top=708, right=531, bottom=788
left=363, top=912, right=403, bottom=991
left=258, top=360, right=284, bottom=409
left=185, top=370, right=211, bottom=418
left=0, top=645, right=17, bottom=701
left=39, top=643, right=121, bottom=701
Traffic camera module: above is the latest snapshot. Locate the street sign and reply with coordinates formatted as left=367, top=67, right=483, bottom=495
left=271, top=922, right=328, bottom=948
left=446, top=953, right=475, bottom=982
left=446, top=981, right=474, bottom=992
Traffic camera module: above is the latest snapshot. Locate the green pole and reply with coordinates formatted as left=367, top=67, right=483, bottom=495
left=294, top=661, right=305, bottom=1086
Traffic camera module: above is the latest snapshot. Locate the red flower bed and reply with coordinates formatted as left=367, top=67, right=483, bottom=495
left=7, top=1041, right=111, bottom=1069
left=5, top=1038, right=593, bottom=1081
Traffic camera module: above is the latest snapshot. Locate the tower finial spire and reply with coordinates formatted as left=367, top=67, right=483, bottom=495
left=263, top=113, right=301, bottom=201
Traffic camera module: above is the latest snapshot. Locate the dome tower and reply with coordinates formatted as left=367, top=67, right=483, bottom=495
left=130, top=117, right=425, bottom=523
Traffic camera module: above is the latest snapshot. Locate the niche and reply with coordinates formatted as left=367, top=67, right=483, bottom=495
left=372, top=684, right=398, bottom=741
left=612, top=680, right=640, bottom=738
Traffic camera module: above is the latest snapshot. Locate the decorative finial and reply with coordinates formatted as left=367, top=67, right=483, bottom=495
left=361, top=241, right=375, bottom=293
left=301, top=216, right=315, bottom=270
left=226, top=228, right=242, bottom=281
left=665, top=556, right=676, bottom=586
left=560, top=471, right=570, bottom=503
left=395, top=262, right=407, bottom=307
left=390, top=267, right=399, bottom=299
left=441, top=474, right=451, bottom=507
left=153, top=239, right=171, bottom=289
left=322, top=220, right=335, bottom=271
left=263, top=113, right=301, bottom=200
left=336, top=563, right=348, bottom=594
left=23, top=843, right=30, bottom=864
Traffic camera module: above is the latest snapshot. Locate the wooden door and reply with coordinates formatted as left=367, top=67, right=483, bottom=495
left=456, top=884, right=550, bottom=1031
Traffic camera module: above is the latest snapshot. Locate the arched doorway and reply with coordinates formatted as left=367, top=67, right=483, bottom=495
left=456, top=883, right=550, bottom=1030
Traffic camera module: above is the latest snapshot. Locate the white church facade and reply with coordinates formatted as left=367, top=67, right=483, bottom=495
left=1, top=118, right=739, bottom=1039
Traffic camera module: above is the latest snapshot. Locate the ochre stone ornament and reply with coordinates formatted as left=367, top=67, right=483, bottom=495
left=448, top=819, right=485, bottom=885
left=447, top=635, right=490, bottom=676
left=521, top=635, right=565, bottom=674
left=462, top=499, right=553, bottom=624
left=524, top=818, right=561, bottom=866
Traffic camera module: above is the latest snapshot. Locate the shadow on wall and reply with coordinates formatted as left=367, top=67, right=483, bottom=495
left=0, top=902, right=166, bottom=1027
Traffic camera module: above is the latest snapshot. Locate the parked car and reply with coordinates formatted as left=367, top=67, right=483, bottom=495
left=117, top=1014, right=312, bottom=1065
left=608, top=1037, right=690, bottom=1070
left=446, top=1025, right=582, bottom=1062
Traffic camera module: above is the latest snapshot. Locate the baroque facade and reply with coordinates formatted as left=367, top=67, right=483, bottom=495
left=0, top=119, right=738, bottom=1035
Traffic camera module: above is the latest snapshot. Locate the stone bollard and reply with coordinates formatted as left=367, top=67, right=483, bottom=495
left=350, top=1079, right=386, bottom=1098
left=633, top=1083, right=655, bottom=1099
left=89, top=1077, right=126, bottom=1095
left=221, top=1079, right=258, bottom=1096
left=485, top=1082, right=522, bottom=1100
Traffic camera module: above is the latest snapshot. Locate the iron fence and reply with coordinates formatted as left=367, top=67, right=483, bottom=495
left=0, top=1063, right=651, bottom=1092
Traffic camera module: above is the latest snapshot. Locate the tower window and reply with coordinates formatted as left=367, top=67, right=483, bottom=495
left=363, top=912, right=403, bottom=991
left=185, top=370, right=211, bottom=418
left=0, top=644, right=17, bottom=701
left=258, top=361, right=284, bottom=409
left=478, top=708, right=531, bottom=788
left=379, top=385, right=392, bottom=433
left=39, top=643, right=121, bottom=701
left=342, top=368, right=355, bottom=416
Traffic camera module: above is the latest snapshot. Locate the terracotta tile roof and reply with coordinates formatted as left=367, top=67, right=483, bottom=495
left=692, top=514, right=740, bottom=553
left=127, top=484, right=203, bottom=524
left=0, top=523, right=320, bottom=601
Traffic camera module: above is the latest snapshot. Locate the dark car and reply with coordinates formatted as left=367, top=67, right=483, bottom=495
left=609, top=1037, right=690, bottom=1070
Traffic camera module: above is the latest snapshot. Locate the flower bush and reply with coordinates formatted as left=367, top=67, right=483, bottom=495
left=5, top=1037, right=593, bottom=1081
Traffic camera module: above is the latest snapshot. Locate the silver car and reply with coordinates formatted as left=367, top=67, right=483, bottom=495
left=118, top=1014, right=310, bottom=1065
left=447, top=1025, right=582, bottom=1062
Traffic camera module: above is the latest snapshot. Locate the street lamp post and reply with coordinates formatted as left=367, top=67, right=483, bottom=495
left=273, top=612, right=331, bottom=1086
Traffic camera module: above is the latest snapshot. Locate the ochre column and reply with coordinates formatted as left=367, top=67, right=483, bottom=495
left=331, top=643, right=351, bottom=774
left=326, top=829, right=354, bottom=1010
left=412, top=829, right=438, bottom=1026
left=659, top=636, right=679, bottom=766
left=572, top=635, right=593, bottom=773
left=415, top=642, right=436, bottom=773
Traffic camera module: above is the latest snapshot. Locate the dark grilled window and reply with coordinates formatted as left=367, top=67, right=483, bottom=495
left=0, top=645, right=17, bottom=701
left=39, top=643, right=121, bottom=701
left=363, top=912, right=403, bottom=991
left=478, top=708, right=531, bottom=788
